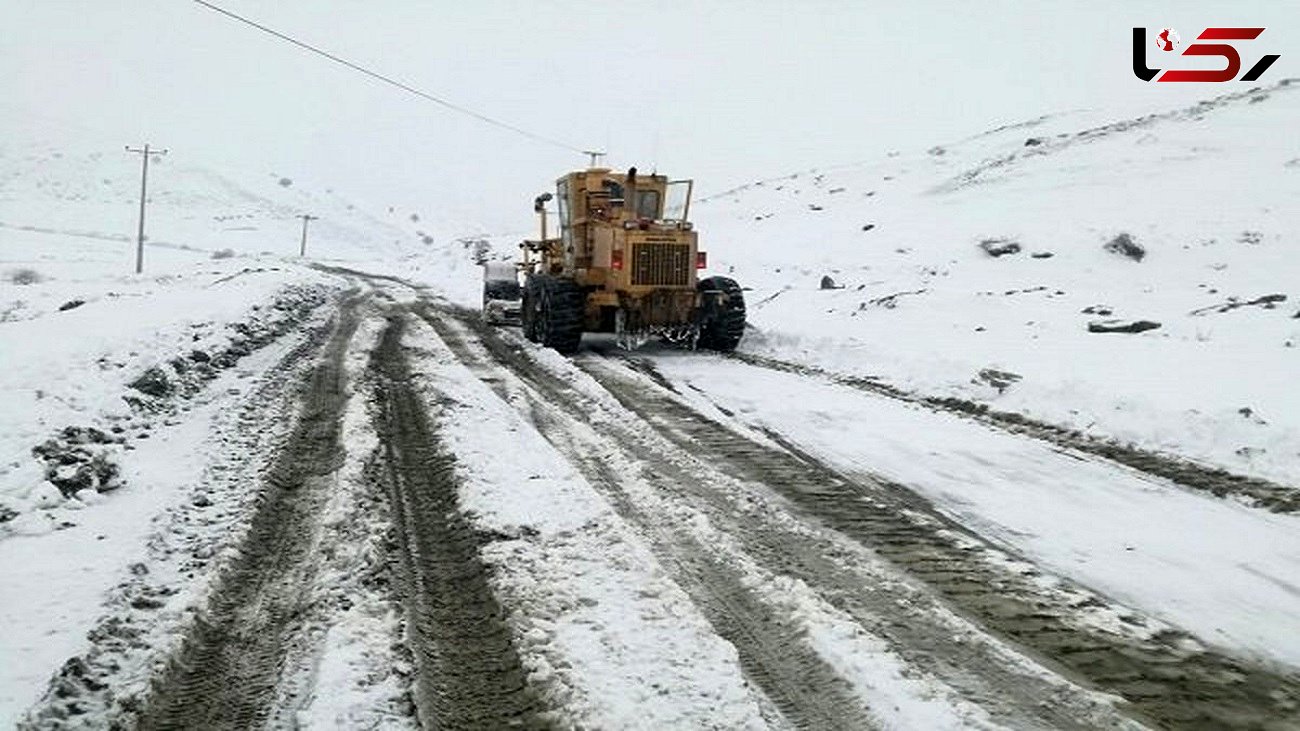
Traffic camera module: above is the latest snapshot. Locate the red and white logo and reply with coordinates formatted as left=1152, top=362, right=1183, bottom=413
left=1155, top=28, right=1180, bottom=52
left=1133, top=27, right=1281, bottom=82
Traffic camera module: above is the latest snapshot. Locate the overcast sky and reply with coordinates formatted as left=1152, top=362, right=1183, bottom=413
left=4, top=1, right=1297, bottom=234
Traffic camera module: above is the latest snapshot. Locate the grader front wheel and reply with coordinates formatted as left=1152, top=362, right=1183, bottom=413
left=525, top=275, right=585, bottom=354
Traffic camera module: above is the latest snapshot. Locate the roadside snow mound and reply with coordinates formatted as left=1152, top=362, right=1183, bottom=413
left=697, top=79, right=1300, bottom=483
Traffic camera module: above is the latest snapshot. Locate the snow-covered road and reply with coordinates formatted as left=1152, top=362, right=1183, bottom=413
left=5, top=270, right=1299, bottom=730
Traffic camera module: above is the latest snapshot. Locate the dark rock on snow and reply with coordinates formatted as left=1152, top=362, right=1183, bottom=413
left=1104, top=233, right=1146, bottom=261
left=1088, top=319, right=1162, bottom=334
left=979, top=238, right=1021, bottom=257
left=128, top=367, right=173, bottom=398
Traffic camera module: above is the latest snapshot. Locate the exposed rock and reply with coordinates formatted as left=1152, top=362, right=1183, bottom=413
left=1104, top=233, right=1145, bottom=261
left=6, top=268, right=45, bottom=285
left=60, top=426, right=117, bottom=445
left=1082, top=305, right=1114, bottom=316
left=979, top=238, right=1021, bottom=257
left=1030, top=251, right=1054, bottom=259
left=976, top=368, right=1022, bottom=394
left=1088, top=319, right=1161, bottom=334
left=88, top=454, right=122, bottom=492
left=129, top=367, right=173, bottom=398
left=130, top=595, right=165, bottom=610
left=819, top=275, right=843, bottom=290
left=36, top=440, right=122, bottom=495
left=58, top=299, right=85, bottom=312
left=1024, top=137, right=1044, bottom=146
left=1189, top=293, right=1287, bottom=316
left=868, top=289, right=928, bottom=308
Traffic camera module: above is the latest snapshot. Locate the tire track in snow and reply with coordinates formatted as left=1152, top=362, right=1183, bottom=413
left=134, top=293, right=364, bottom=730
left=727, top=350, right=1300, bottom=514
left=579, top=353, right=1300, bottom=731
left=18, top=291, right=348, bottom=729
left=425, top=301, right=1300, bottom=730
left=369, top=313, right=551, bottom=729
left=420, top=308, right=876, bottom=730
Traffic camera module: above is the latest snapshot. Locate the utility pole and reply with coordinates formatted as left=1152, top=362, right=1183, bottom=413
left=297, top=214, right=318, bottom=257
left=125, top=144, right=168, bottom=274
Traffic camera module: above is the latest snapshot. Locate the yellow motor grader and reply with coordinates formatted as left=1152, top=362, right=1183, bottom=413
left=512, top=164, right=744, bottom=354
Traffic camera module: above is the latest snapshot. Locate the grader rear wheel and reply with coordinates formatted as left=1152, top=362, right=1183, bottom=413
left=696, top=276, right=746, bottom=352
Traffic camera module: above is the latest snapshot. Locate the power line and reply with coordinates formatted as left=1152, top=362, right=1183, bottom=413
left=189, top=0, right=584, bottom=154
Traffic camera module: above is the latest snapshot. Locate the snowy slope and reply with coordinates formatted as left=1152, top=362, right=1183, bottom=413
left=697, top=79, right=1300, bottom=484
left=0, top=134, right=468, bottom=277
left=0, top=131, right=511, bottom=526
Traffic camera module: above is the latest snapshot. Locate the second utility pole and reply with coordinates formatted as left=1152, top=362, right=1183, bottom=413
left=297, top=214, right=318, bottom=257
left=125, top=144, right=168, bottom=274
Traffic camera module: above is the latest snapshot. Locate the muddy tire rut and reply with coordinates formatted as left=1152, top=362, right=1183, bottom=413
left=370, top=313, right=550, bottom=729
left=133, top=295, right=363, bottom=730
left=584, top=355, right=1300, bottom=731
left=422, top=308, right=1115, bottom=730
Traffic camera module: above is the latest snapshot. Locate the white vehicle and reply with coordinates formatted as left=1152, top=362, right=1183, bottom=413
left=481, top=261, right=522, bottom=325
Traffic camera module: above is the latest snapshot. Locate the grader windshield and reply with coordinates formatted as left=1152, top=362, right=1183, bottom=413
left=664, top=180, right=693, bottom=222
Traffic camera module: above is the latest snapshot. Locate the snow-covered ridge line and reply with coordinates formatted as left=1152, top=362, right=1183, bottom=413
left=934, top=77, right=1300, bottom=193
left=698, top=77, right=1298, bottom=204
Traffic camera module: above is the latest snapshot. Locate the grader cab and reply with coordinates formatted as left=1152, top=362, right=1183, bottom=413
left=515, top=165, right=745, bottom=354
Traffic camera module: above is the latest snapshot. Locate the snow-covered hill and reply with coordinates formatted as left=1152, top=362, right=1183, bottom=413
left=0, top=134, right=468, bottom=277
left=697, top=79, right=1300, bottom=484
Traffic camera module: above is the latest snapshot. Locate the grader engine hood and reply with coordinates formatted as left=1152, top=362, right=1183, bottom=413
left=622, top=231, right=697, bottom=288
left=629, top=237, right=693, bottom=287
